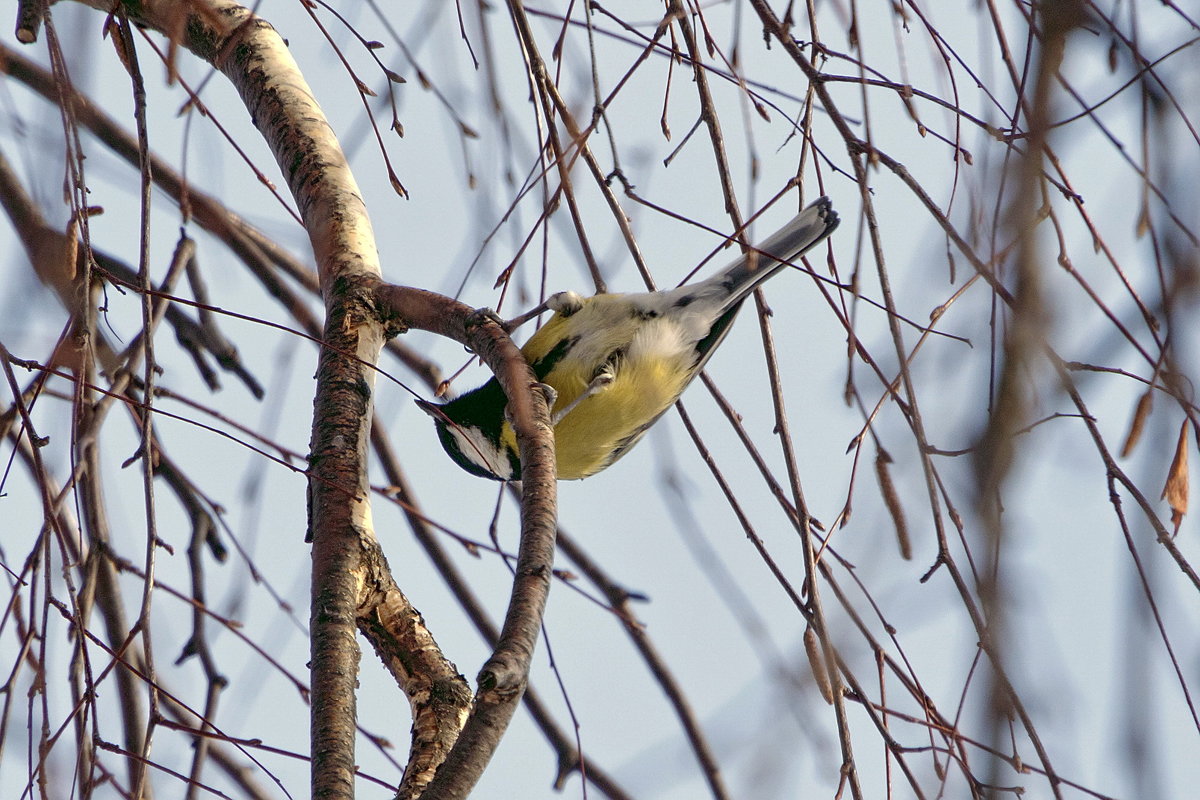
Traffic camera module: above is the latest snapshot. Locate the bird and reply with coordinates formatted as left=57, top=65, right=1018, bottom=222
left=418, top=196, right=839, bottom=481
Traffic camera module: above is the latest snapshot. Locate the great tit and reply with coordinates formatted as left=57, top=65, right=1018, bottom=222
left=419, top=196, right=839, bottom=480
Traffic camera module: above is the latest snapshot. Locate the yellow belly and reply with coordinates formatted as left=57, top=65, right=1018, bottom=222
left=501, top=297, right=697, bottom=479
left=552, top=348, right=689, bottom=478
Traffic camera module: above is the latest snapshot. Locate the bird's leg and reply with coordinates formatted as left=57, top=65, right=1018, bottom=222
left=466, top=307, right=507, bottom=330
left=550, top=367, right=615, bottom=425
left=506, top=383, right=558, bottom=427
left=536, top=382, right=558, bottom=409
left=503, top=291, right=585, bottom=332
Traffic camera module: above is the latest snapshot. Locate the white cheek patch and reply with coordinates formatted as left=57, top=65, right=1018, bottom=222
left=449, top=425, right=514, bottom=481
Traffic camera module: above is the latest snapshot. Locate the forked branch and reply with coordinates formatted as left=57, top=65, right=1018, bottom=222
left=44, top=1, right=556, bottom=798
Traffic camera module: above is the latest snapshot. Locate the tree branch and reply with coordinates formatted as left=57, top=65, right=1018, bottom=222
left=48, top=3, right=559, bottom=796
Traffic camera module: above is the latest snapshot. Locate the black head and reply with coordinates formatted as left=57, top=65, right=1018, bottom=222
left=417, top=388, right=521, bottom=480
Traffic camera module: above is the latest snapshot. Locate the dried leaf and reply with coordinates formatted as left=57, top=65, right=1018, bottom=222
left=1119, top=389, right=1153, bottom=458
left=1161, top=419, right=1189, bottom=532
left=105, top=19, right=135, bottom=77
left=1136, top=202, right=1151, bottom=239
left=804, top=626, right=834, bottom=704
left=492, top=264, right=515, bottom=289
left=388, top=168, right=408, bottom=199
left=876, top=449, right=911, bottom=559
left=62, top=215, right=80, bottom=282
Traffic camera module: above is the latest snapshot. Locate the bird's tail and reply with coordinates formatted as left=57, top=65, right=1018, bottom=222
left=703, top=196, right=839, bottom=309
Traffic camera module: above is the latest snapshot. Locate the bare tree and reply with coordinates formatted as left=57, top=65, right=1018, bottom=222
left=1, top=1, right=1197, bottom=799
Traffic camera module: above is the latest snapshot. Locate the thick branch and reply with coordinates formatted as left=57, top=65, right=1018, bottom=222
left=371, top=283, right=558, bottom=799
left=52, top=3, right=556, bottom=798
left=57, top=2, right=383, bottom=797
left=356, top=538, right=472, bottom=800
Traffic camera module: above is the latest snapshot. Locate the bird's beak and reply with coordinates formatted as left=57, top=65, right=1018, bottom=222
left=415, top=398, right=442, bottom=418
